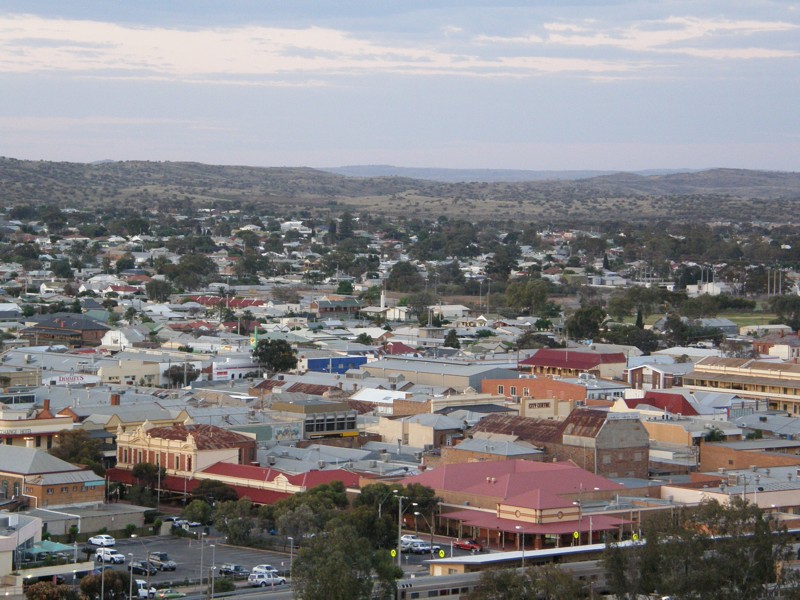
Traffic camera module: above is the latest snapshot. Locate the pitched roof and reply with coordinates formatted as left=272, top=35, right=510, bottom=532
left=0, top=446, right=82, bottom=475
left=399, top=459, right=620, bottom=502
left=625, top=392, right=699, bottom=416
left=519, top=348, right=626, bottom=370
left=145, top=424, right=253, bottom=450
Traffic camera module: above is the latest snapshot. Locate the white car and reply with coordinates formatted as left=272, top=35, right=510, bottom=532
left=96, top=548, right=126, bottom=564
left=252, top=564, right=279, bottom=575
left=89, top=535, right=116, bottom=547
left=248, top=573, right=286, bottom=587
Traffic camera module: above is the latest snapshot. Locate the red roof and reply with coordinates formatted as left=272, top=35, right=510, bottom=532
left=519, top=349, right=627, bottom=370
left=399, top=460, right=622, bottom=503
left=383, top=341, right=417, bottom=355
left=625, top=391, right=699, bottom=416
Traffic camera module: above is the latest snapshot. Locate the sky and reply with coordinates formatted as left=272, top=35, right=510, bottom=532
left=1, top=1, right=798, bottom=171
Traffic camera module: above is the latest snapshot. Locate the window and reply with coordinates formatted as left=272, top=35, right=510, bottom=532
left=36, top=436, right=42, bottom=447
left=47, top=488, right=54, bottom=494
left=497, top=385, right=504, bottom=394
left=175, top=455, right=180, bottom=470
left=510, top=386, right=517, bottom=396
left=61, top=487, right=68, bottom=493
left=523, top=388, right=530, bottom=396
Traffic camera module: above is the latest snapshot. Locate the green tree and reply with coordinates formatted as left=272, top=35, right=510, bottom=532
left=443, top=329, right=460, bottom=349
left=79, top=570, right=131, bottom=600
left=355, top=332, right=374, bottom=345
left=145, top=279, right=173, bottom=302
left=292, top=524, right=400, bottom=600
left=131, top=462, right=165, bottom=494
left=24, top=582, right=79, bottom=600
left=336, top=280, right=354, bottom=295
left=183, top=499, right=213, bottom=525
left=51, top=259, right=73, bottom=279
left=49, top=429, right=105, bottom=475
left=385, top=262, right=424, bottom=292
left=252, top=339, right=298, bottom=376
left=213, top=498, right=255, bottom=545
left=564, top=306, right=606, bottom=341
left=163, top=364, right=200, bottom=387
left=194, top=479, right=238, bottom=504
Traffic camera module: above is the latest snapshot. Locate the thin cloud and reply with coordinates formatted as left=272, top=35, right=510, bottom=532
left=0, top=13, right=652, bottom=82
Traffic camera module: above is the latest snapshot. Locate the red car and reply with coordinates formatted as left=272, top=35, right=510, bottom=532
left=453, top=539, right=483, bottom=552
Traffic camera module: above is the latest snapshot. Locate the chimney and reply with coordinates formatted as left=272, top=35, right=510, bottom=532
left=43, top=399, right=50, bottom=412
left=110, top=394, right=121, bottom=406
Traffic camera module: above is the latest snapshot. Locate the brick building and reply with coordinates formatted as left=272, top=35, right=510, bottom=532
left=20, top=313, right=110, bottom=348
left=0, top=446, right=105, bottom=509
left=468, top=409, right=650, bottom=478
left=519, top=349, right=628, bottom=380
left=481, top=377, right=586, bottom=419
left=115, top=423, right=257, bottom=476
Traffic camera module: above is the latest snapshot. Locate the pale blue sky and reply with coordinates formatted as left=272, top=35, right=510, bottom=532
left=1, top=1, right=798, bottom=170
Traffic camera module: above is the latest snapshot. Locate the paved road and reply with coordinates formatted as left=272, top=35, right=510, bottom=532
left=93, top=534, right=294, bottom=586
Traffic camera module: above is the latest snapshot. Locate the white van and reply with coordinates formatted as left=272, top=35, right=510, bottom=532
left=135, top=580, right=156, bottom=598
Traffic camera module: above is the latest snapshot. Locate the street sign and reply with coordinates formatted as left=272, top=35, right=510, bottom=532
left=390, top=549, right=397, bottom=558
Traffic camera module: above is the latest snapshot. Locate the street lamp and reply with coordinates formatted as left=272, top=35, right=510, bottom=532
left=515, top=525, right=525, bottom=569
left=209, top=544, right=216, bottom=600
left=287, top=537, right=294, bottom=579
left=127, top=554, right=134, bottom=600
left=414, top=512, right=435, bottom=558
left=130, top=534, right=151, bottom=594
left=395, top=492, right=418, bottom=568
left=377, top=488, right=398, bottom=520
left=198, top=532, right=207, bottom=594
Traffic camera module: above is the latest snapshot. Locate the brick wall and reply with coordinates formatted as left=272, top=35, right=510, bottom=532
left=699, top=443, right=800, bottom=472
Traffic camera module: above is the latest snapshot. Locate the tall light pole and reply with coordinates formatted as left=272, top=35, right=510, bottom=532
left=199, top=532, right=207, bottom=593
left=515, top=525, right=526, bottom=569
left=209, top=544, right=216, bottom=600
left=130, top=534, right=151, bottom=594
left=287, top=537, right=294, bottom=579
left=100, top=564, right=105, bottom=600
left=127, top=554, right=134, bottom=600
left=414, top=512, right=435, bottom=558
left=396, top=492, right=418, bottom=568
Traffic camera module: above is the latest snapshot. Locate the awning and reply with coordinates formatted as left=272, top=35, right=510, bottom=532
left=442, top=509, right=627, bottom=535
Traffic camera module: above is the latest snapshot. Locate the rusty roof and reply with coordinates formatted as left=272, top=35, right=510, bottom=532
left=559, top=409, right=607, bottom=439
left=469, top=414, right=563, bottom=444
left=146, top=424, right=253, bottom=450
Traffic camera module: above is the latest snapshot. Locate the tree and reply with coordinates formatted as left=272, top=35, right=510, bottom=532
left=355, top=332, right=374, bottom=345
left=79, top=570, right=131, bottom=600
left=24, top=583, right=79, bottom=600
left=213, top=498, right=255, bottom=545
left=49, top=429, right=105, bottom=475
left=182, top=499, right=214, bottom=525
left=336, top=280, right=354, bottom=295
left=564, top=306, right=606, bottom=341
left=385, top=262, right=424, bottom=292
left=194, top=479, right=238, bottom=504
left=131, top=462, right=165, bottom=493
left=443, top=329, right=460, bottom=349
left=292, top=524, right=401, bottom=600
left=252, top=339, right=298, bottom=376
left=51, top=259, right=73, bottom=279
left=145, top=279, right=172, bottom=302
left=163, top=364, right=200, bottom=387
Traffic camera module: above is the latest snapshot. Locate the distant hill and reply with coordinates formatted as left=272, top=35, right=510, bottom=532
left=322, top=165, right=697, bottom=183
left=1, top=157, right=799, bottom=223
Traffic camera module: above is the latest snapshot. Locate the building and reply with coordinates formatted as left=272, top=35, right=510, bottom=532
left=519, top=349, right=628, bottom=380
left=683, top=357, right=800, bottom=414
left=0, top=399, right=74, bottom=448
left=400, top=460, right=628, bottom=550
left=481, top=376, right=586, bottom=419
left=115, top=423, right=257, bottom=476
left=270, top=395, right=358, bottom=440
left=309, top=296, right=362, bottom=318
left=0, top=446, right=105, bottom=509
left=20, top=313, right=110, bottom=348
left=469, top=410, right=650, bottom=479
left=359, top=357, right=517, bottom=392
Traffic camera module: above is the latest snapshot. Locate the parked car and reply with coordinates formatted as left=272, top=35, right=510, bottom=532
left=408, top=540, right=441, bottom=554
left=219, top=564, right=250, bottom=577
left=88, top=535, right=116, bottom=547
left=453, top=539, right=483, bottom=552
left=155, top=590, right=186, bottom=599
left=148, top=551, right=177, bottom=571
left=252, top=564, right=279, bottom=575
left=400, top=534, right=423, bottom=552
left=95, top=548, right=126, bottom=564
left=128, top=561, right=158, bottom=576
left=248, top=573, right=287, bottom=587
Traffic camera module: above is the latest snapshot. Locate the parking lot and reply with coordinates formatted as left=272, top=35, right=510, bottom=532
left=92, top=534, right=294, bottom=585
